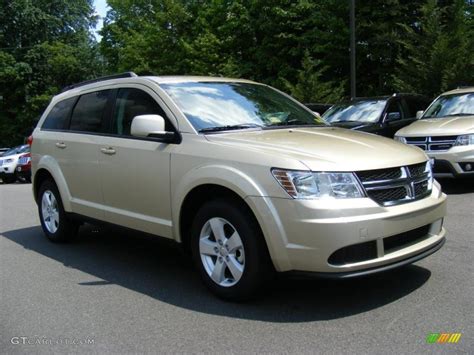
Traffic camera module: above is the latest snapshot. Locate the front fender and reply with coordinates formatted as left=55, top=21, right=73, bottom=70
left=172, top=164, right=292, bottom=271
left=172, top=165, right=266, bottom=233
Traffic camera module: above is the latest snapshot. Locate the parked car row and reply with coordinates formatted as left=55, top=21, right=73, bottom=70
left=0, top=144, right=31, bottom=183
left=312, top=87, right=474, bottom=179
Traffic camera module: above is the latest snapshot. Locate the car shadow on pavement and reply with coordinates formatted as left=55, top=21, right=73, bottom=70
left=437, top=178, right=474, bottom=195
left=2, top=225, right=432, bottom=323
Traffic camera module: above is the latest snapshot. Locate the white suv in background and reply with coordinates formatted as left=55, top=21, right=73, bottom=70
left=395, top=87, right=474, bottom=178
left=0, top=145, right=30, bottom=183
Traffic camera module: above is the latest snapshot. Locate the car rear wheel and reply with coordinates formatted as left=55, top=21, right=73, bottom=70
left=38, top=179, right=79, bottom=242
left=191, top=199, right=272, bottom=301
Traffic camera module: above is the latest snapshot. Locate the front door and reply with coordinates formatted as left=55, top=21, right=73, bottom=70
left=98, top=86, right=175, bottom=238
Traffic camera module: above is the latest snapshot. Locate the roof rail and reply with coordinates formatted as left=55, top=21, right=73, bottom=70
left=61, top=72, right=138, bottom=93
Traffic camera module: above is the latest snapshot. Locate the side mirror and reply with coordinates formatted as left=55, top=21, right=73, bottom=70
left=131, top=115, right=179, bottom=143
left=386, top=112, right=401, bottom=122
left=416, top=110, right=424, bottom=119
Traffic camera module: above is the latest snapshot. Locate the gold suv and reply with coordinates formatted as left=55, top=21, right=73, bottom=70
left=395, top=87, right=474, bottom=178
left=31, top=73, right=447, bottom=300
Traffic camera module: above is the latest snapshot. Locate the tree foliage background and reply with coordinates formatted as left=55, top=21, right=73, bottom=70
left=1, top=0, right=473, bottom=146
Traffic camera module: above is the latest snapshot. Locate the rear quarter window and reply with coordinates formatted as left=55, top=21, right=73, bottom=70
left=41, top=97, right=76, bottom=130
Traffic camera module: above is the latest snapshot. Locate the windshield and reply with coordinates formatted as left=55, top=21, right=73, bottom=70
left=2, top=145, right=29, bottom=157
left=322, top=100, right=386, bottom=123
left=160, top=82, right=325, bottom=132
left=423, top=93, right=474, bottom=118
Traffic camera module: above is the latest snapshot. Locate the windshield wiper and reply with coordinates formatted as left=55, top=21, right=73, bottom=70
left=269, top=118, right=322, bottom=127
left=423, top=113, right=473, bottom=119
left=329, top=120, right=363, bottom=123
left=441, top=113, right=474, bottom=117
left=199, top=123, right=263, bottom=133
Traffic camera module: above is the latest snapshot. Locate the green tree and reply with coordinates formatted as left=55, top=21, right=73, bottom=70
left=393, top=0, right=474, bottom=97
left=0, top=0, right=101, bottom=147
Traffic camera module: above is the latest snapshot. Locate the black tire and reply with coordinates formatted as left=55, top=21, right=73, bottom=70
left=191, top=199, right=273, bottom=301
left=38, top=179, right=79, bottom=243
left=2, top=175, right=16, bottom=184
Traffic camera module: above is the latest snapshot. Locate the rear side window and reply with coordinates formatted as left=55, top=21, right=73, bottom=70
left=111, top=88, right=170, bottom=136
left=42, top=97, right=76, bottom=130
left=70, top=90, right=110, bottom=133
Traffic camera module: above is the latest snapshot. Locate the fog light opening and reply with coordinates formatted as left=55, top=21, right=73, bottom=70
left=460, top=162, right=474, bottom=172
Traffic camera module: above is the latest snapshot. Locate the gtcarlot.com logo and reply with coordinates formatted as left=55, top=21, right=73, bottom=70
left=426, top=333, right=462, bottom=344
left=11, top=336, right=94, bottom=346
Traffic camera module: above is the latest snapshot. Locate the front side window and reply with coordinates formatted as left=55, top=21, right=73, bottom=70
left=70, top=90, right=110, bottom=133
left=42, top=97, right=76, bottom=130
left=385, top=100, right=404, bottom=120
left=423, top=93, right=474, bottom=118
left=403, top=97, right=430, bottom=118
left=322, top=100, right=387, bottom=124
left=161, top=82, right=324, bottom=132
left=112, top=88, right=169, bottom=135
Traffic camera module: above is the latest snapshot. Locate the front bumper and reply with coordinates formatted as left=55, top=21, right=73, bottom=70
left=247, top=182, right=447, bottom=273
left=0, top=162, right=16, bottom=175
left=427, top=146, right=474, bottom=177
left=285, top=237, right=445, bottom=279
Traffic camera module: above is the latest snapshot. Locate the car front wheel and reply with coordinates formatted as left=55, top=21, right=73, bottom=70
left=191, top=199, right=272, bottom=301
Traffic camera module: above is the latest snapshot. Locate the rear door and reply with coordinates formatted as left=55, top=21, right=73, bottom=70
left=61, top=90, right=112, bottom=218
left=98, top=86, right=177, bottom=238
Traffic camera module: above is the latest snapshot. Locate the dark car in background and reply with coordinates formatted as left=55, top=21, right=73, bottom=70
left=322, top=94, right=431, bottom=138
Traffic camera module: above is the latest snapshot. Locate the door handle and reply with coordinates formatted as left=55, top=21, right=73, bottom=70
left=100, top=147, right=116, bottom=155
left=55, top=142, right=66, bottom=149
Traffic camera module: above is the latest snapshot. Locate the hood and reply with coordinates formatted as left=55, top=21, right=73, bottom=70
left=396, top=116, right=474, bottom=137
left=206, top=127, right=427, bottom=171
left=0, top=153, right=23, bottom=161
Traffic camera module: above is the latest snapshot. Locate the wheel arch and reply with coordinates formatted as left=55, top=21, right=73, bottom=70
left=178, top=184, right=258, bottom=249
left=33, top=157, right=72, bottom=211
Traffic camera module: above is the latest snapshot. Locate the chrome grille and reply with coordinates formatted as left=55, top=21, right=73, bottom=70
left=356, top=162, right=432, bottom=206
left=405, top=136, right=457, bottom=151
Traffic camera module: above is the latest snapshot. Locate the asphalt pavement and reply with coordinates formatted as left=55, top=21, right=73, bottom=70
left=1, top=179, right=473, bottom=354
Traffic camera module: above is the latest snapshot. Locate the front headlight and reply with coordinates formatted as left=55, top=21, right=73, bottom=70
left=5, top=158, right=13, bottom=163
left=272, top=169, right=365, bottom=199
left=394, top=136, right=407, bottom=143
left=455, top=134, right=474, bottom=146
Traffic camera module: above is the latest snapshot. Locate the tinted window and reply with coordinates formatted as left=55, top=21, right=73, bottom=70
left=403, top=97, right=430, bottom=117
left=70, top=90, right=110, bottom=133
left=385, top=99, right=404, bottom=120
left=42, top=97, right=76, bottom=130
left=112, top=88, right=170, bottom=135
